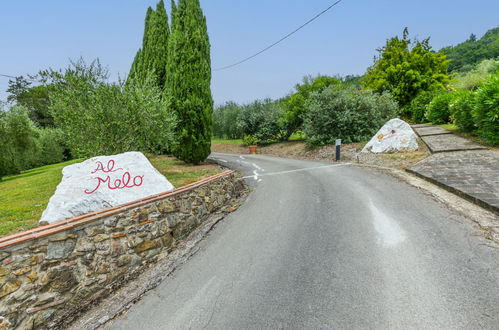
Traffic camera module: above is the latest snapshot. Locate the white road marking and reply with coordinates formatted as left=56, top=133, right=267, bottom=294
left=252, top=163, right=263, bottom=171
left=239, top=155, right=245, bottom=160
left=211, top=158, right=228, bottom=163
left=242, top=163, right=348, bottom=179
left=368, top=199, right=406, bottom=247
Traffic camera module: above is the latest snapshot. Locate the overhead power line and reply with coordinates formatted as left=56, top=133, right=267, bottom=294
left=0, top=74, right=18, bottom=79
left=214, top=0, right=345, bottom=71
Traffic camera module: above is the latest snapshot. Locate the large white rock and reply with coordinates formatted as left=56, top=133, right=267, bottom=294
left=362, top=118, right=418, bottom=153
left=40, top=152, right=174, bottom=224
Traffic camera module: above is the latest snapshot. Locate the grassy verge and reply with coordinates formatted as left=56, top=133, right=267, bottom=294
left=211, top=138, right=243, bottom=145
left=436, top=124, right=498, bottom=150
left=147, top=154, right=221, bottom=187
left=0, top=155, right=222, bottom=238
left=289, top=131, right=305, bottom=141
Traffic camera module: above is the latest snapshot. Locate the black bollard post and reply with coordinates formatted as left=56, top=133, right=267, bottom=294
left=335, top=139, right=341, bottom=162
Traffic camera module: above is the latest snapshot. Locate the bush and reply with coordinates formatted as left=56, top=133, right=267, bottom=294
left=35, top=128, right=67, bottom=167
left=242, top=135, right=260, bottom=146
left=407, top=91, right=440, bottom=123
left=303, top=88, right=399, bottom=146
left=0, top=106, right=40, bottom=179
left=45, top=60, right=177, bottom=157
left=473, top=74, right=499, bottom=145
left=425, top=93, right=455, bottom=124
left=280, top=75, right=342, bottom=137
left=237, top=99, right=284, bottom=145
left=450, top=90, right=476, bottom=132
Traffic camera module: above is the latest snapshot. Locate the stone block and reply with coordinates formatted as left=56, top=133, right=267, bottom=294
left=0, top=279, right=21, bottom=298
left=46, top=240, right=76, bottom=260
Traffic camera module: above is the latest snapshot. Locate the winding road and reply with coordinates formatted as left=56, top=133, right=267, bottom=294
left=107, top=153, right=499, bottom=329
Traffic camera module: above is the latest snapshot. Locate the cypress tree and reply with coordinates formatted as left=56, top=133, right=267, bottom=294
left=128, top=7, right=153, bottom=83
left=166, top=0, right=213, bottom=164
left=128, top=2, right=170, bottom=89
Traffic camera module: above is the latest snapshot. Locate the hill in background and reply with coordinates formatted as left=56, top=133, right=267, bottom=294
left=440, top=26, right=499, bottom=72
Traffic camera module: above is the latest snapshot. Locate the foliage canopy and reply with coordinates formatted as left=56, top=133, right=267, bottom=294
left=165, top=0, right=213, bottom=164
left=441, top=27, right=499, bottom=73
left=363, top=28, right=450, bottom=112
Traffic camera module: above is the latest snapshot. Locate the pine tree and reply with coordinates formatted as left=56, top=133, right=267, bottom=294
left=128, top=2, right=170, bottom=89
left=166, top=0, right=213, bottom=164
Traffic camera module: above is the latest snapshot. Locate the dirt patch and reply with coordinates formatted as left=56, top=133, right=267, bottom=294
left=212, top=140, right=431, bottom=170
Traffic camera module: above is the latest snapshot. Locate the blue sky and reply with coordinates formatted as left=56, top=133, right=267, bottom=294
left=0, top=0, right=498, bottom=105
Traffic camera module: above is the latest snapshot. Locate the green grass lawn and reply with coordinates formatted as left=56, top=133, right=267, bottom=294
left=437, top=123, right=459, bottom=132
left=0, top=155, right=222, bottom=238
left=211, top=138, right=244, bottom=145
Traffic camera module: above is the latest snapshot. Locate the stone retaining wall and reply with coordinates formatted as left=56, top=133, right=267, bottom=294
left=0, top=170, right=243, bottom=329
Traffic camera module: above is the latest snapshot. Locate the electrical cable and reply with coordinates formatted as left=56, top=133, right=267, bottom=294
left=214, top=0, right=344, bottom=71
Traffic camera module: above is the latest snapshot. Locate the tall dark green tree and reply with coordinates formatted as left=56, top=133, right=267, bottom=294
left=166, top=0, right=213, bottom=164
left=128, top=1, right=170, bottom=89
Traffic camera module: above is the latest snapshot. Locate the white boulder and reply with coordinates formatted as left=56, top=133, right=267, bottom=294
left=362, top=118, right=418, bottom=153
left=40, top=152, right=174, bottom=224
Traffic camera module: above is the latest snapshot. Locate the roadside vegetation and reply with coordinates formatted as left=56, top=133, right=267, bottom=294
left=213, top=27, right=499, bottom=148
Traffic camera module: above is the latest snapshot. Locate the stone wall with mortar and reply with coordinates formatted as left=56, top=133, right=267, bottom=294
left=0, top=171, right=243, bottom=329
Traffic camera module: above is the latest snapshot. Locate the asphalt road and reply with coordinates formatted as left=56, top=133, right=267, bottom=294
left=107, top=153, right=499, bottom=330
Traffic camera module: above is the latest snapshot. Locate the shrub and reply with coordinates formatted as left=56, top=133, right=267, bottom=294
left=243, top=135, right=260, bottom=146
left=425, top=93, right=455, bottom=124
left=407, top=91, right=440, bottom=123
left=450, top=90, right=476, bottom=132
left=237, top=99, right=284, bottom=145
left=280, top=75, right=342, bottom=137
left=303, top=88, right=399, bottom=146
left=473, top=74, right=499, bottom=145
left=0, top=106, right=40, bottom=179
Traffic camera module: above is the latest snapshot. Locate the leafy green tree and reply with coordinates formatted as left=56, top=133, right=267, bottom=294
left=441, top=27, right=499, bottom=73
left=128, top=1, right=170, bottom=89
left=303, top=88, right=398, bottom=146
left=281, top=75, right=341, bottom=138
left=166, top=0, right=212, bottom=164
left=213, top=102, right=243, bottom=139
left=34, top=128, right=68, bottom=167
left=0, top=106, right=40, bottom=179
left=6, top=76, right=53, bottom=127
left=363, top=28, right=450, bottom=114
left=44, top=59, right=177, bottom=157
left=237, top=99, right=284, bottom=145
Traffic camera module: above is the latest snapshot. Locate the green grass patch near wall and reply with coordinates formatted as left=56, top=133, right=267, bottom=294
left=0, top=159, right=82, bottom=237
left=437, top=123, right=459, bottom=132
left=147, top=155, right=222, bottom=187
left=0, top=155, right=222, bottom=238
